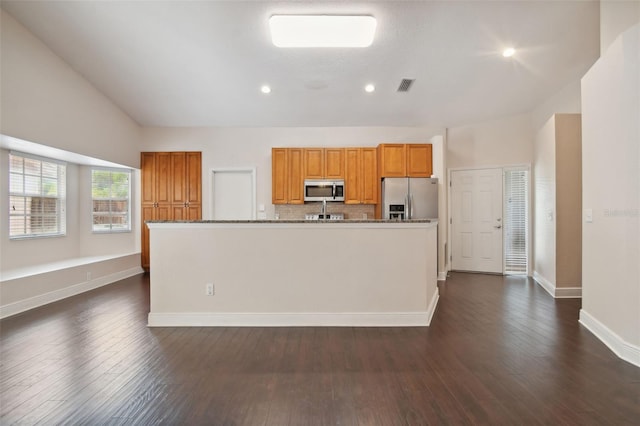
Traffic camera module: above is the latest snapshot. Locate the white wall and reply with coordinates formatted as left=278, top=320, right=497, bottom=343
left=430, top=134, right=448, bottom=278
left=148, top=222, right=438, bottom=326
left=0, top=11, right=140, bottom=168
left=580, top=24, right=639, bottom=360
left=140, top=126, right=443, bottom=220
left=531, top=80, right=582, bottom=131
left=0, top=10, right=143, bottom=314
left=600, top=0, right=640, bottom=53
left=447, top=112, right=534, bottom=170
left=533, top=116, right=557, bottom=287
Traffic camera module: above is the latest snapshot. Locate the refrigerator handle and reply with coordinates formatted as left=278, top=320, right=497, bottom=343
left=405, top=194, right=409, bottom=220
left=410, top=194, right=415, bottom=219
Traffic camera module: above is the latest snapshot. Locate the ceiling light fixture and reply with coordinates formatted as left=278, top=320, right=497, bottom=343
left=269, top=15, right=377, bottom=48
left=365, top=84, right=375, bottom=93
left=502, top=47, right=516, bottom=58
left=261, top=85, right=271, bottom=94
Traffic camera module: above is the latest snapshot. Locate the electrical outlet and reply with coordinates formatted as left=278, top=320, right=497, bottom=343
left=206, top=283, right=214, bottom=296
left=87, top=272, right=92, bottom=281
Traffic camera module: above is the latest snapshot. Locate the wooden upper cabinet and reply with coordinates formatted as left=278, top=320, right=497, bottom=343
left=272, top=148, right=304, bottom=204
left=141, top=152, right=156, bottom=204
left=170, top=152, right=187, bottom=204
left=324, top=148, right=345, bottom=179
left=378, top=144, right=407, bottom=177
left=344, top=148, right=361, bottom=204
left=406, top=144, right=433, bottom=177
left=303, top=148, right=345, bottom=179
left=344, top=147, right=377, bottom=205
left=154, top=152, right=172, bottom=204
left=378, top=143, right=432, bottom=178
left=361, top=148, right=378, bottom=204
left=271, top=148, right=288, bottom=204
left=304, top=148, right=324, bottom=179
left=288, top=148, right=304, bottom=204
left=186, top=152, right=202, bottom=204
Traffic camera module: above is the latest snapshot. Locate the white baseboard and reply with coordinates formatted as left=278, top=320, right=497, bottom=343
left=148, top=311, right=432, bottom=327
left=438, top=272, right=447, bottom=281
left=0, top=266, right=144, bottom=319
left=555, top=286, right=582, bottom=298
left=533, top=271, right=582, bottom=298
left=579, top=309, right=640, bottom=368
left=426, top=288, right=439, bottom=325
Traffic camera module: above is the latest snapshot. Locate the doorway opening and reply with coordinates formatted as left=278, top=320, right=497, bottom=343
left=449, top=166, right=529, bottom=275
left=210, top=168, right=256, bottom=220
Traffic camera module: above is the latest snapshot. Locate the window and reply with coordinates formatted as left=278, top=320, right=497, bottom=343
left=91, top=168, right=131, bottom=233
left=504, top=168, right=529, bottom=274
left=9, top=153, right=66, bottom=238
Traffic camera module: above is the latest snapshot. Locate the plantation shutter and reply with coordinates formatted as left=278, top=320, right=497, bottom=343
left=504, top=169, right=528, bottom=274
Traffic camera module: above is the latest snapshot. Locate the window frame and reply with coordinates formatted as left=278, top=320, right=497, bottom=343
left=9, top=152, right=67, bottom=240
left=91, top=167, right=132, bottom=234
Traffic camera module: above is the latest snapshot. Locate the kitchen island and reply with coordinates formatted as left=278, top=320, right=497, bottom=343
left=146, top=220, right=438, bottom=327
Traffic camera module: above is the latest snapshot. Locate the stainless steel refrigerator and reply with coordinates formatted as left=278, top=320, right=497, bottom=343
left=382, top=177, right=438, bottom=220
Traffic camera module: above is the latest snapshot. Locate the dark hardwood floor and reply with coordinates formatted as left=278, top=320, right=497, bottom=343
left=1, top=272, right=639, bottom=425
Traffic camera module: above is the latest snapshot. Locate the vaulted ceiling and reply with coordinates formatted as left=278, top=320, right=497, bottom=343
left=1, top=1, right=600, bottom=128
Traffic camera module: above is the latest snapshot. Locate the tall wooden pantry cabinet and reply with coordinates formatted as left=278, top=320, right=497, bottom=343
left=141, top=152, right=202, bottom=270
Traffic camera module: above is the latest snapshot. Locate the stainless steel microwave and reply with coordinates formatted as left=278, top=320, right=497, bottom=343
left=304, top=179, right=345, bottom=202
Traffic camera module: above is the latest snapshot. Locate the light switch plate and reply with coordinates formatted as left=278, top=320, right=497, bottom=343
left=585, top=208, right=593, bottom=223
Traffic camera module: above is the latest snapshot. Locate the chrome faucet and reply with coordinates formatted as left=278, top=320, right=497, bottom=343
left=321, top=199, right=327, bottom=219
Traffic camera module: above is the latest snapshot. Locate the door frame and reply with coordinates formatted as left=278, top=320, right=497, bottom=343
left=210, top=168, right=257, bottom=220
left=447, top=164, right=532, bottom=276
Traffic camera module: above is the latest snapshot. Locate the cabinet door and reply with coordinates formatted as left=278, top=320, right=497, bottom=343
left=324, top=148, right=345, bottom=179
left=344, top=148, right=361, bottom=204
left=171, top=204, right=187, bottom=220
left=155, top=152, right=172, bottom=204
left=186, top=152, right=202, bottom=204
left=272, top=148, right=288, bottom=204
left=141, top=153, right=156, bottom=204
left=361, top=148, right=378, bottom=204
left=170, top=152, right=187, bottom=204
left=288, top=148, right=304, bottom=204
left=186, top=204, right=202, bottom=220
left=304, top=148, right=324, bottom=179
left=406, top=144, right=432, bottom=177
left=141, top=203, right=155, bottom=269
left=378, top=144, right=406, bottom=177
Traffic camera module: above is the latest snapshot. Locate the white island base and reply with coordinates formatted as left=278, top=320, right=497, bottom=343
left=147, top=221, right=439, bottom=327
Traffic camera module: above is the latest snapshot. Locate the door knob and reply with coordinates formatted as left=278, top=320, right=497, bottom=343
left=494, top=225, right=502, bottom=229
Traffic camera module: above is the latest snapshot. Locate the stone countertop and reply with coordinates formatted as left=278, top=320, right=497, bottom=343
left=146, top=219, right=437, bottom=224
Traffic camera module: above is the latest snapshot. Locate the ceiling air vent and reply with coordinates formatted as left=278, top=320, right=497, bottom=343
left=397, top=79, right=415, bottom=92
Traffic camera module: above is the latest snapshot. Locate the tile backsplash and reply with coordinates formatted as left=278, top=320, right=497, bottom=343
left=275, top=203, right=375, bottom=220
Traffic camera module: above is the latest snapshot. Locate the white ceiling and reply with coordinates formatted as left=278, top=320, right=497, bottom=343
left=1, top=1, right=600, bottom=128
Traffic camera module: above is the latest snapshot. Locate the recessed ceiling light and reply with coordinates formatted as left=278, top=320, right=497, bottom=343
left=269, top=15, right=377, bottom=48
left=365, top=84, right=375, bottom=93
left=502, top=47, right=516, bottom=58
left=261, top=85, right=271, bottom=94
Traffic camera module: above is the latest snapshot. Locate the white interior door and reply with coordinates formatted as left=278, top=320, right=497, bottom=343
left=451, top=168, right=503, bottom=273
left=211, top=169, right=256, bottom=220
